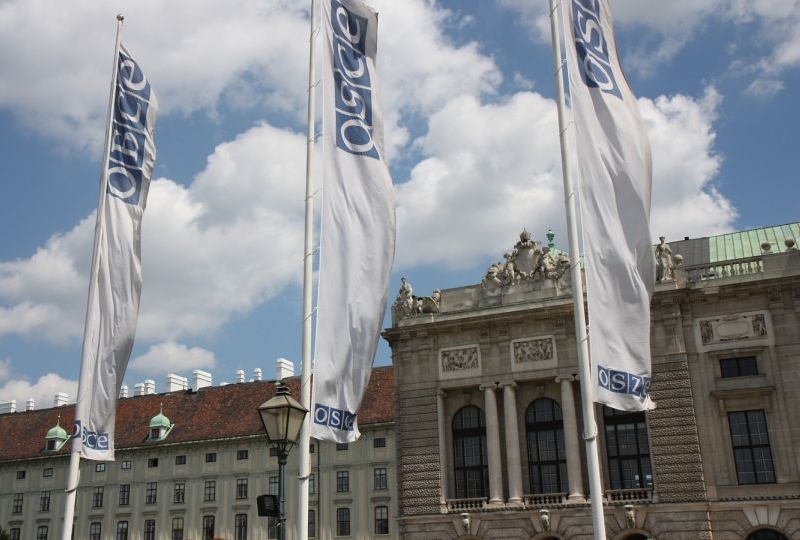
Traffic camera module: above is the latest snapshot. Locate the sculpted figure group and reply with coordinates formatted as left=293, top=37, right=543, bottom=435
left=392, top=276, right=441, bottom=318
left=481, top=229, right=571, bottom=292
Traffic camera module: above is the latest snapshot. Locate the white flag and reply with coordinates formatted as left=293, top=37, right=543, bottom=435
left=312, top=0, right=396, bottom=443
left=74, top=45, right=158, bottom=460
left=563, top=0, right=655, bottom=411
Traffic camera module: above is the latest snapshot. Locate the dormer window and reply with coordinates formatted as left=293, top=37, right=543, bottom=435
left=44, top=415, right=69, bottom=452
left=148, top=403, right=174, bottom=441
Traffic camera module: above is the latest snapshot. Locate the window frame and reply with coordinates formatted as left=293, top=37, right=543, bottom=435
left=236, top=478, right=248, bottom=499
left=119, top=483, right=131, bottom=506
left=602, top=406, right=654, bottom=490
left=728, top=409, right=776, bottom=484
left=174, top=482, right=186, bottom=504
left=336, top=470, right=350, bottom=492
left=145, top=481, right=158, bottom=504
left=374, top=467, right=388, bottom=490
left=204, top=479, right=216, bottom=502
left=92, top=486, right=104, bottom=508
left=374, top=505, right=389, bottom=535
left=39, top=490, right=51, bottom=512
left=116, top=521, right=129, bottom=540
left=336, top=507, right=351, bottom=536
left=452, top=405, right=489, bottom=499
left=89, top=522, right=101, bottom=540
left=525, top=398, right=568, bottom=494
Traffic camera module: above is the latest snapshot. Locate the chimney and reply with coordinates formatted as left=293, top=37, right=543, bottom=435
left=26, top=398, right=35, bottom=411
left=253, top=367, right=263, bottom=381
left=165, top=374, right=188, bottom=393
left=192, top=370, right=213, bottom=392
left=236, top=369, right=245, bottom=383
left=144, top=380, right=156, bottom=395
left=276, top=358, right=294, bottom=380
left=120, top=385, right=129, bottom=399
left=134, top=383, right=145, bottom=396
left=54, top=393, right=69, bottom=407
left=0, top=400, right=16, bottom=414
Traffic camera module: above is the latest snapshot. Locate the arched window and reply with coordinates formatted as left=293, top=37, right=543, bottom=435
left=526, top=398, right=567, bottom=493
left=745, top=529, right=790, bottom=540
left=603, top=406, right=653, bottom=489
left=452, top=405, right=489, bottom=499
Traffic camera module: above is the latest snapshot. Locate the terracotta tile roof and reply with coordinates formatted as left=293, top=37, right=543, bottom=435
left=0, top=366, right=394, bottom=462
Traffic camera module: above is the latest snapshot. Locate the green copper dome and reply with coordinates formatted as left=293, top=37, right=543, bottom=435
left=149, top=404, right=172, bottom=430
left=46, top=421, right=68, bottom=441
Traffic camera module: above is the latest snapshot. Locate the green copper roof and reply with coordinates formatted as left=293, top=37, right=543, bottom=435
left=149, top=404, right=172, bottom=429
left=709, top=222, right=800, bottom=262
left=46, top=418, right=68, bottom=441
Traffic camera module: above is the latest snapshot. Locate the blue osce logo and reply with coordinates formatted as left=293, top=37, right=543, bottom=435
left=597, top=365, right=650, bottom=399
left=314, top=403, right=356, bottom=432
left=570, top=0, right=622, bottom=100
left=72, top=420, right=110, bottom=451
left=107, top=49, right=155, bottom=205
left=330, top=0, right=379, bottom=159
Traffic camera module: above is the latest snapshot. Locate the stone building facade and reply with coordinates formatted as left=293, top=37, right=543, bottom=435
left=383, top=224, right=800, bottom=540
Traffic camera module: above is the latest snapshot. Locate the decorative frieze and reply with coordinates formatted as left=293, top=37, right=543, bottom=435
left=511, top=336, right=557, bottom=371
left=696, top=311, right=770, bottom=348
left=438, top=345, right=481, bottom=379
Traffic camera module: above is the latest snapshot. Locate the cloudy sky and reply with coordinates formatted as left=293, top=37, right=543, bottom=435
left=0, top=0, right=797, bottom=409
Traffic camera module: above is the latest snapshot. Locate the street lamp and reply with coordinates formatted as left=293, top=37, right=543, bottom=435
left=258, top=382, right=308, bottom=540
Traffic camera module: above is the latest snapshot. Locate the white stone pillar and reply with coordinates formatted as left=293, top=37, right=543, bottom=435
left=499, top=381, right=523, bottom=503
left=480, top=383, right=504, bottom=505
left=557, top=375, right=585, bottom=500
left=436, top=389, right=449, bottom=512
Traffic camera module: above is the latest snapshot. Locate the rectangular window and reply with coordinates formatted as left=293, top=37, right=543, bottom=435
left=375, top=505, right=389, bottom=535
left=89, top=522, right=101, bottom=540
left=204, top=480, right=216, bottom=502
left=236, top=478, right=248, bottom=499
left=144, top=520, right=156, bottom=540
left=202, top=516, right=215, bottom=540
left=95, top=463, right=106, bottom=472
left=374, top=437, right=386, bottom=448
left=92, top=486, right=104, bottom=508
left=374, top=467, right=388, bottom=490
left=16, top=470, right=25, bottom=480
left=43, top=467, right=53, bottom=477
left=269, top=447, right=279, bottom=457
left=175, top=455, right=186, bottom=465
left=39, top=491, right=51, bottom=512
left=336, top=442, right=349, bottom=451
left=9, top=528, right=20, bottom=540
left=116, top=521, right=129, bottom=540
left=146, top=482, right=158, bottom=504
left=309, top=472, right=316, bottom=495
left=174, top=482, right=185, bottom=503
left=36, top=526, right=48, bottom=540
left=336, top=470, right=350, bottom=492
left=237, top=449, right=249, bottom=460
left=172, top=517, right=184, bottom=540
left=337, top=507, right=351, bottom=536
left=235, top=513, right=248, bottom=540
left=308, top=509, right=316, bottom=538
left=148, top=457, right=159, bottom=468
left=268, top=517, right=278, bottom=540
left=121, top=460, right=132, bottom=470
left=119, top=484, right=130, bottom=506
left=729, top=410, right=776, bottom=484
left=720, top=356, right=758, bottom=378
left=269, top=475, right=280, bottom=496
left=205, top=452, right=217, bottom=463
left=12, top=493, right=23, bottom=514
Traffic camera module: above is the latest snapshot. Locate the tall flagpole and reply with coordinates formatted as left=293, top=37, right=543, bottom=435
left=296, top=0, right=317, bottom=538
left=61, top=14, right=125, bottom=540
left=548, top=1, right=606, bottom=537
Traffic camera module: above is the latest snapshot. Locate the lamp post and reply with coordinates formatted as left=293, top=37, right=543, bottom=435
left=258, top=382, right=309, bottom=540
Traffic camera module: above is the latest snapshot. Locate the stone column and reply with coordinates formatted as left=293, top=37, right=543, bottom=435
left=480, top=383, right=504, bottom=505
left=499, top=382, right=523, bottom=503
left=436, top=389, right=448, bottom=511
left=556, top=375, right=585, bottom=501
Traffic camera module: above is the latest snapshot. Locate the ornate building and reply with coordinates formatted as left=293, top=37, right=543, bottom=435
left=0, top=367, right=397, bottom=540
left=383, top=223, right=800, bottom=540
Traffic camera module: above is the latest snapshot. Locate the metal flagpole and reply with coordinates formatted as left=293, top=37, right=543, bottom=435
left=296, top=0, right=318, bottom=538
left=61, top=14, right=125, bottom=540
left=547, top=0, right=606, bottom=537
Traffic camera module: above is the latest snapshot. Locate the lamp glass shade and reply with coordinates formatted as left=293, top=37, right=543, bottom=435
left=258, top=386, right=308, bottom=445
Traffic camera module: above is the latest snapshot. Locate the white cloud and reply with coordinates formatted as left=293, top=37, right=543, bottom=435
left=0, top=0, right=310, bottom=152
left=393, top=86, right=736, bottom=270
left=0, top=372, right=79, bottom=408
left=129, top=341, right=216, bottom=377
left=0, top=123, right=307, bottom=344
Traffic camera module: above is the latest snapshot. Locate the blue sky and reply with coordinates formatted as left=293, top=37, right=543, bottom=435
left=0, top=0, right=798, bottom=408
